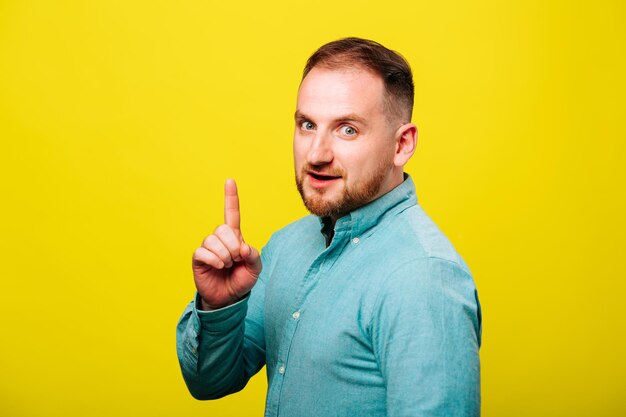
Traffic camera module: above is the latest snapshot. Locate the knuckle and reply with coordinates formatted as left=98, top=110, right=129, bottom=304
left=202, top=235, right=214, bottom=248
left=214, top=224, right=230, bottom=234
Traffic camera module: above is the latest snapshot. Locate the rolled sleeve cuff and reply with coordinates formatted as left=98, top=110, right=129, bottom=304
left=194, top=292, right=250, bottom=333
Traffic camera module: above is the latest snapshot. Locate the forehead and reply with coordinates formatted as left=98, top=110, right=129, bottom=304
left=296, top=68, right=385, bottom=121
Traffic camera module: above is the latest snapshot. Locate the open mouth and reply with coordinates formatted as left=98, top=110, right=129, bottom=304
left=309, top=172, right=341, bottom=181
left=307, top=171, right=342, bottom=188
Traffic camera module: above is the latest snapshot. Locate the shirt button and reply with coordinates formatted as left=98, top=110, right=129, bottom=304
left=278, top=366, right=285, bottom=374
left=352, top=237, right=360, bottom=244
left=292, top=311, right=300, bottom=320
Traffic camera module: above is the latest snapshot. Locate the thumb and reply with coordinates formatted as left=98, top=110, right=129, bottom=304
left=240, top=242, right=262, bottom=276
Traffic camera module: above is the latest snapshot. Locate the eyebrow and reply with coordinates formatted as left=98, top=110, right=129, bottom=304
left=294, top=110, right=368, bottom=126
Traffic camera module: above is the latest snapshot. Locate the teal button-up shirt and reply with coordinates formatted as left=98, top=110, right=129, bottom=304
left=176, top=175, right=482, bottom=416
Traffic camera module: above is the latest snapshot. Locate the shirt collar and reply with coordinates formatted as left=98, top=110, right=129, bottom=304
left=319, top=173, right=418, bottom=241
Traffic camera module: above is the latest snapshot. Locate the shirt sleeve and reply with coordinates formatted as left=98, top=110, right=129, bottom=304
left=175, top=242, right=271, bottom=400
left=370, top=257, right=482, bottom=417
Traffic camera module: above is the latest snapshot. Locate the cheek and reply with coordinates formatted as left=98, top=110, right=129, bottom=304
left=338, top=144, right=373, bottom=170
left=293, top=137, right=307, bottom=167
left=343, top=144, right=392, bottom=179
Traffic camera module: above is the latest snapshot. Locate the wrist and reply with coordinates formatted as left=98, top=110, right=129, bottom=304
left=197, top=292, right=250, bottom=311
left=198, top=296, right=239, bottom=311
left=199, top=297, right=214, bottom=311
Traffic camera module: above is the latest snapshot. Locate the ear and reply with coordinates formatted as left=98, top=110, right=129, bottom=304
left=393, top=123, right=418, bottom=167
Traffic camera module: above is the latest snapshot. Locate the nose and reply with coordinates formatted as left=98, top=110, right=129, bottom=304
left=306, top=131, right=333, bottom=166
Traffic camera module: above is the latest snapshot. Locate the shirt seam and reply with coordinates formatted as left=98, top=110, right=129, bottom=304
left=366, top=256, right=468, bottom=331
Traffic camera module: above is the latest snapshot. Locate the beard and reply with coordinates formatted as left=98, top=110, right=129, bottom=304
left=295, top=160, right=391, bottom=219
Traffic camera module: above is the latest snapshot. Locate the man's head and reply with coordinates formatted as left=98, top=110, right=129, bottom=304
left=294, top=37, right=418, bottom=220
left=303, top=37, right=414, bottom=124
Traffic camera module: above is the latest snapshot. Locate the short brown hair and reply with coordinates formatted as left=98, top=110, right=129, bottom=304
left=303, top=37, right=414, bottom=122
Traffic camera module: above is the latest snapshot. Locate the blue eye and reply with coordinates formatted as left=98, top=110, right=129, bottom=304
left=301, top=121, right=315, bottom=130
left=339, top=125, right=357, bottom=136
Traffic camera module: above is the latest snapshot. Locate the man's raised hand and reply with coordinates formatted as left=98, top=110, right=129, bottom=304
left=192, top=179, right=262, bottom=310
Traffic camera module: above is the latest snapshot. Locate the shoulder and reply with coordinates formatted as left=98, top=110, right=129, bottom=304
left=275, top=214, right=320, bottom=236
left=261, top=215, right=321, bottom=256
left=269, top=215, right=319, bottom=243
left=377, top=203, right=471, bottom=276
left=367, top=203, right=478, bottom=316
left=369, top=250, right=481, bottom=346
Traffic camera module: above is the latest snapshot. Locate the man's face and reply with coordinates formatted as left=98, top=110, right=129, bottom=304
left=294, top=67, right=400, bottom=219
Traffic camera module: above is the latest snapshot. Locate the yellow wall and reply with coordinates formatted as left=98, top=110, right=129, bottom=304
left=1, top=1, right=624, bottom=416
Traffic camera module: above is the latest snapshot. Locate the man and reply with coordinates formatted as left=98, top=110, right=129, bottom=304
left=176, top=37, right=482, bottom=417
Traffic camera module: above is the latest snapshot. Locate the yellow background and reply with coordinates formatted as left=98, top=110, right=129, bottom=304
left=1, top=1, right=624, bottom=416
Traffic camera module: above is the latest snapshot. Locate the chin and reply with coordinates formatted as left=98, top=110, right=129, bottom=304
left=302, top=194, right=346, bottom=218
left=296, top=174, right=346, bottom=218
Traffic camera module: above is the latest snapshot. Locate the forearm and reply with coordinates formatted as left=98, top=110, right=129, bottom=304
left=176, top=294, right=258, bottom=400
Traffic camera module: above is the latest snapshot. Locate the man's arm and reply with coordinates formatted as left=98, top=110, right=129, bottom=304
left=176, top=179, right=267, bottom=399
left=176, top=254, right=269, bottom=399
left=371, top=257, right=482, bottom=417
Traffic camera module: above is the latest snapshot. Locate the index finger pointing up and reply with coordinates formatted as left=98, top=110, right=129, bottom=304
left=224, top=178, right=241, bottom=233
